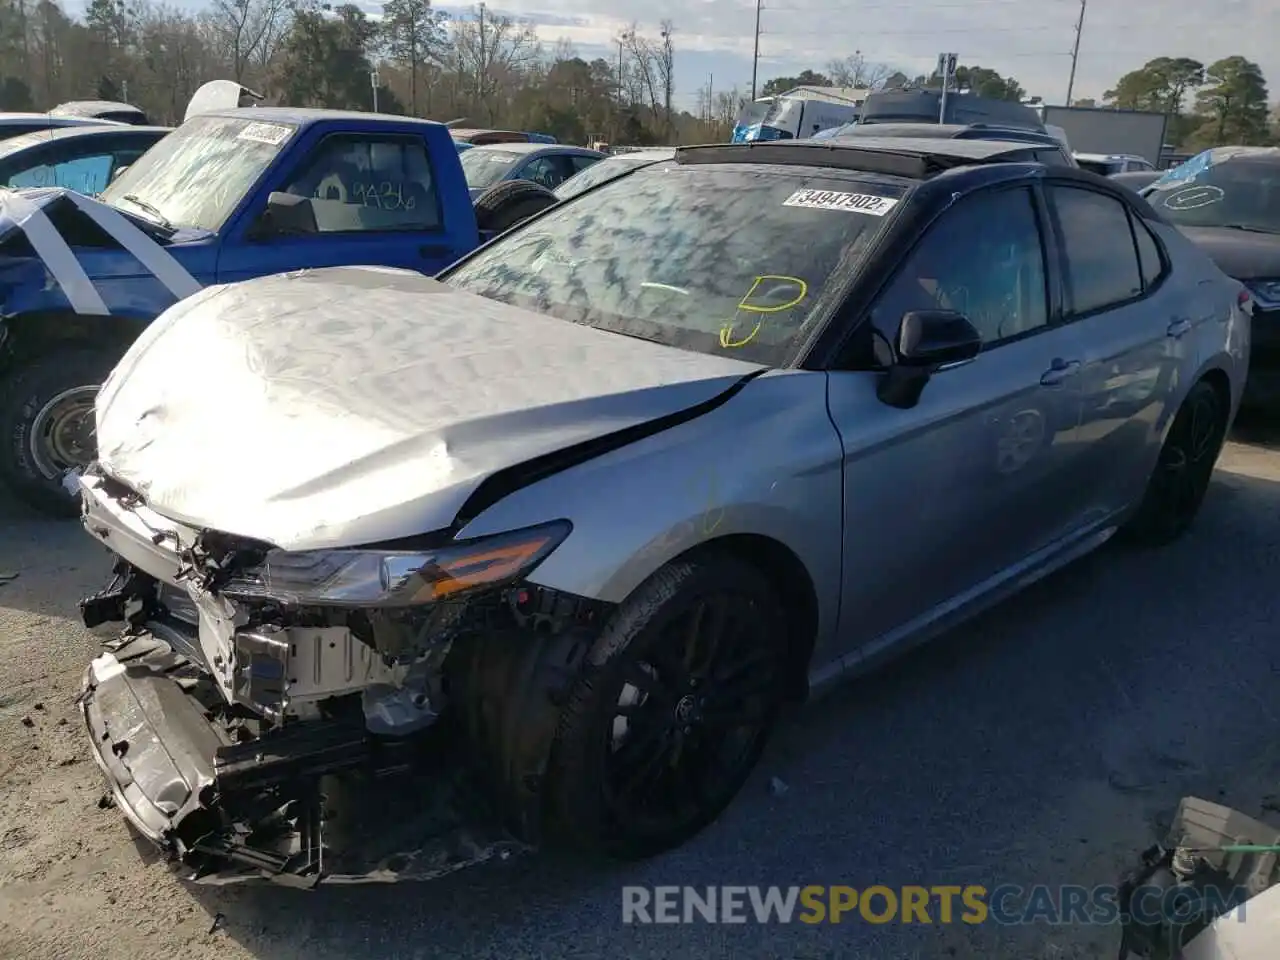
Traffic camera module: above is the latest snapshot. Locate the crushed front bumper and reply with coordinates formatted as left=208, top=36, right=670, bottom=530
left=80, top=628, right=526, bottom=887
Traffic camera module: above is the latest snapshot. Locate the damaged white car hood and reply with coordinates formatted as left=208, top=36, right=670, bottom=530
left=95, top=266, right=761, bottom=550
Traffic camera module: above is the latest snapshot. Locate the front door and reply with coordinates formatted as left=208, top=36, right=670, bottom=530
left=826, top=184, right=1090, bottom=652
left=216, top=132, right=460, bottom=283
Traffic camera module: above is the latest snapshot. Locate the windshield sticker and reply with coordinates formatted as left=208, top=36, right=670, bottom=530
left=236, top=121, right=292, bottom=146
left=1161, top=185, right=1225, bottom=210
left=719, top=275, right=810, bottom=348
left=783, top=189, right=898, bottom=216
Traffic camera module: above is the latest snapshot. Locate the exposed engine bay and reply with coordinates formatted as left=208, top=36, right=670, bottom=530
left=75, top=466, right=610, bottom=886
left=1117, top=796, right=1280, bottom=958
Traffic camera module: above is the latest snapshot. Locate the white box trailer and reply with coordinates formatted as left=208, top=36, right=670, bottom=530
left=1039, top=105, right=1168, bottom=166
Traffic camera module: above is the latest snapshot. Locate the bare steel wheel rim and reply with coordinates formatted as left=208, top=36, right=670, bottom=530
left=602, top=592, right=778, bottom=840
left=28, top=385, right=99, bottom=480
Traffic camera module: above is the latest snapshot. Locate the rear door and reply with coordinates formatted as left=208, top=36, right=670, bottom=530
left=216, top=130, right=461, bottom=282
left=1044, top=182, right=1183, bottom=517
left=826, top=184, right=1092, bottom=648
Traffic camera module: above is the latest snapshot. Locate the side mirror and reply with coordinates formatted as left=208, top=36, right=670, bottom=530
left=253, top=191, right=318, bottom=238
left=897, top=309, right=983, bottom=367
left=109, top=164, right=130, bottom=185
left=877, top=309, right=982, bottom=409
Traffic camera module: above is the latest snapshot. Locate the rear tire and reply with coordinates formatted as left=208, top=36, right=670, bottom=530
left=1120, top=379, right=1228, bottom=546
left=0, top=348, right=118, bottom=518
left=542, top=553, right=789, bottom=860
left=473, top=179, right=558, bottom=234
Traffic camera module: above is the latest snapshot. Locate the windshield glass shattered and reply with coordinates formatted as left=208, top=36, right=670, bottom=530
left=100, top=115, right=295, bottom=231
left=444, top=163, right=902, bottom=365
left=459, top=147, right=522, bottom=189
left=1146, top=149, right=1280, bottom=234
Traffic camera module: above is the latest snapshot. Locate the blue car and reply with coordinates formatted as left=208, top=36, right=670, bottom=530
left=459, top=142, right=605, bottom=198
left=0, top=124, right=171, bottom=194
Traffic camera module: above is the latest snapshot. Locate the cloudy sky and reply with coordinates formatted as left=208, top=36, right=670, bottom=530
left=79, top=0, right=1277, bottom=111
left=424, top=0, right=1276, bottom=110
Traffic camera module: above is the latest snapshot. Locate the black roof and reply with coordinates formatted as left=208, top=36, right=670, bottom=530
left=675, top=136, right=1049, bottom=181
left=834, top=122, right=1061, bottom=146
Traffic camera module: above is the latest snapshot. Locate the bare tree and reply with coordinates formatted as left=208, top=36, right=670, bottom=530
left=450, top=5, right=539, bottom=123
left=207, top=0, right=288, bottom=82
left=380, top=0, right=448, bottom=113
left=825, top=51, right=892, bottom=89
left=657, top=20, right=673, bottom=128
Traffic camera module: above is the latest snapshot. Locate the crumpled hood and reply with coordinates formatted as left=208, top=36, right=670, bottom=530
left=1179, top=226, right=1280, bottom=280
left=95, top=266, right=762, bottom=550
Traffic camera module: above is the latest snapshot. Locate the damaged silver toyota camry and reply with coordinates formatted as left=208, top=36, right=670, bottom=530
left=75, top=139, right=1248, bottom=886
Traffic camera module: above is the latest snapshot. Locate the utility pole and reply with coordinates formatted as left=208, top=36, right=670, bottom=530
left=707, top=73, right=714, bottom=131
left=370, top=70, right=380, bottom=112
left=937, top=53, right=956, bottom=122
left=477, top=2, right=487, bottom=105
left=1065, top=0, right=1087, bottom=105
left=750, top=0, right=762, bottom=100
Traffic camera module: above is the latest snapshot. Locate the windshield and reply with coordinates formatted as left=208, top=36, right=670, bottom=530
left=444, top=163, right=902, bottom=365
left=459, top=147, right=522, bottom=189
left=100, top=115, right=296, bottom=231
left=735, top=101, right=772, bottom=129
left=554, top=154, right=669, bottom=201
left=1146, top=151, right=1280, bottom=234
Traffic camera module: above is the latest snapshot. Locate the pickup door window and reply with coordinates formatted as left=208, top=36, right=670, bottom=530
left=217, top=131, right=458, bottom=284
left=283, top=133, right=441, bottom=231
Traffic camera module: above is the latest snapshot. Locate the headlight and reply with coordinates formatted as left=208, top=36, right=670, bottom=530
left=220, top=520, right=571, bottom=607
left=1245, top=280, right=1280, bottom=310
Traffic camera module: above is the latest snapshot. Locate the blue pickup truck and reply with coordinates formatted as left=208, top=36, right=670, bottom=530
left=0, top=103, right=558, bottom=516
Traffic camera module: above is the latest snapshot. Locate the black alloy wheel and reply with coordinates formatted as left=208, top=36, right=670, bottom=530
left=1122, top=379, right=1228, bottom=546
left=544, top=555, right=788, bottom=860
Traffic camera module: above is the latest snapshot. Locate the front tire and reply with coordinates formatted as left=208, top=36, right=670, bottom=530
left=543, top=553, right=789, bottom=860
left=1120, top=379, right=1228, bottom=546
left=0, top=348, right=117, bottom=518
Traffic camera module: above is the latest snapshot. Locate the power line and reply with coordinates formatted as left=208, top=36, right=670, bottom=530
left=765, top=25, right=1081, bottom=36
left=763, top=0, right=1077, bottom=10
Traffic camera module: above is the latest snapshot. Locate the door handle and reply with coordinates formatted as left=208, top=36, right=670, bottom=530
left=419, top=244, right=452, bottom=259
left=1167, top=318, right=1193, bottom=338
left=1040, top=359, right=1081, bottom=386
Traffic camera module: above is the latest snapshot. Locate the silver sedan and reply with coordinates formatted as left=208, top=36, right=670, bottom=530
left=75, top=137, right=1249, bottom=884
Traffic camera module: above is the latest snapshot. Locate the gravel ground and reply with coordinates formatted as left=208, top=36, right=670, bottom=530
left=3, top=425, right=1280, bottom=960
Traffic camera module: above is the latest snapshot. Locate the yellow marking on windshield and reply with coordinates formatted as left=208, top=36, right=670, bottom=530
left=719, top=275, right=809, bottom=348
left=738, top=275, right=809, bottom=313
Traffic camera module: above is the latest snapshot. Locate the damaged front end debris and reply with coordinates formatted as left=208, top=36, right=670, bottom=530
left=76, top=467, right=606, bottom=886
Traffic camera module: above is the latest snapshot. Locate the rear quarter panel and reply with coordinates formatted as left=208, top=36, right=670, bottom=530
left=1152, top=219, right=1250, bottom=412
left=454, top=369, right=848, bottom=668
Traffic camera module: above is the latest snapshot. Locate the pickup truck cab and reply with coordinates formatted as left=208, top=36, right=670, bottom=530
left=0, top=104, right=557, bottom=515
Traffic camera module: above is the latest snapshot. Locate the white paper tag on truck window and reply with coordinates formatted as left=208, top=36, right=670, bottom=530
left=237, top=121, right=293, bottom=145
left=783, top=189, right=898, bottom=216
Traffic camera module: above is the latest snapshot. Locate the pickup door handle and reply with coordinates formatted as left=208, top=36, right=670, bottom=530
left=419, top=244, right=453, bottom=259
left=1167, top=318, right=1193, bottom=338
left=1040, top=358, right=1081, bottom=386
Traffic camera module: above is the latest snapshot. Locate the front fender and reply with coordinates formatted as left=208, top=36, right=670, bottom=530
left=455, top=370, right=846, bottom=658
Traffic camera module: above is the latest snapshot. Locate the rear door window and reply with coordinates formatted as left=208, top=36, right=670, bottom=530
left=8, top=152, right=114, bottom=193
left=1050, top=185, right=1144, bottom=315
